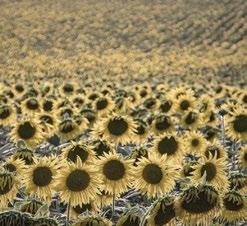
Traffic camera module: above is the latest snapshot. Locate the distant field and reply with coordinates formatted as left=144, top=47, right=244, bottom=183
left=0, top=0, right=246, bottom=85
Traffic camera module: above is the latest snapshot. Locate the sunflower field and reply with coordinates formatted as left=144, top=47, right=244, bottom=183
left=0, top=0, right=246, bottom=225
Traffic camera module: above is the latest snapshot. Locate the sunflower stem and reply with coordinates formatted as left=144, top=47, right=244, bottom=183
left=66, top=199, right=71, bottom=226
left=112, top=191, right=115, bottom=219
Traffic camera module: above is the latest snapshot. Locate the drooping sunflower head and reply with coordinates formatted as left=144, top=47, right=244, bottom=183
left=226, top=108, right=247, bottom=141
left=203, top=142, right=227, bottom=160
left=180, top=110, right=202, bottom=129
left=38, top=112, right=57, bottom=137
left=239, top=145, right=247, bottom=169
left=229, top=173, right=247, bottom=192
left=71, top=95, right=85, bottom=109
left=133, top=119, right=148, bottom=144
left=29, top=216, right=59, bottom=226
left=116, top=212, right=141, bottom=226
left=147, top=195, right=176, bottom=226
left=221, top=190, right=247, bottom=223
left=93, top=114, right=136, bottom=145
left=152, top=133, right=183, bottom=162
left=204, top=126, right=219, bottom=142
left=42, top=98, right=55, bottom=113
left=180, top=160, right=198, bottom=178
left=158, top=98, right=174, bottom=114
left=0, top=104, right=15, bottom=126
left=72, top=214, right=111, bottom=226
left=0, top=210, right=30, bottom=226
left=61, top=141, right=95, bottom=164
left=2, top=156, right=26, bottom=179
left=13, top=148, right=34, bottom=165
left=0, top=171, right=19, bottom=208
left=91, top=139, right=112, bottom=158
left=80, top=108, right=97, bottom=126
left=176, top=184, right=221, bottom=225
left=69, top=201, right=98, bottom=219
left=19, top=198, right=43, bottom=215
left=152, top=114, right=174, bottom=135
left=130, top=146, right=149, bottom=166
left=143, top=97, right=158, bottom=110
left=11, top=118, right=43, bottom=148
left=98, top=152, right=133, bottom=195
left=57, top=118, right=81, bottom=141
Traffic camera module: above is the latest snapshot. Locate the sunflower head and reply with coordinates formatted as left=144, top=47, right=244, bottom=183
left=147, top=195, right=176, bottom=226
left=229, top=173, right=247, bottom=192
left=62, top=141, right=95, bottom=163
left=130, top=147, right=149, bottom=166
left=91, top=139, right=112, bottom=158
left=19, top=199, right=43, bottom=215
left=11, top=119, right=43, bottom=148
left=177, top=184, right=221, bottom=225
left=72, top=215, right=111, bottom=226
left=0, top=211, right=30, bottom=226
left=30, top=216, right=59, bottom=226
left=13, top=148, right=34, bottom=165
left=239, top=145, right=247, bottom=169
left=0, top=104, right=15, bottom=126
left=116, top=212, right=141, bottom=226
left=58, top=118, right=81, bottom=141
left=152, top=114, right=174, bottom=135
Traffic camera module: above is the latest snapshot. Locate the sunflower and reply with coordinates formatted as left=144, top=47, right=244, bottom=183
left=176, top=184, right=222, bottom=226
left=175, top=93, right=196, bottom=113
left=152, top=114, right=174, bottom=135
left=0, top=210, right=30, bottom=226
left=132, top=154, right=178, bottom=198
left=158, top=98, right=174, bottom=114
left=183, top=131, right=207, bottom=156
left=72, top=214, right=111, bottom=226
left=0, top=171, right=20, bottom=208
left=91, top=139, right=112, bottom=158
left=60, top=82, right=76, bottom=96
left=38, top=112, right=57, bottom=137
left=0, top=104, right=15, bottom=126
left=93, top=96, right=114, bottom=116
left=30, top=216, right=59, bottom=226
left=23, top=156, right=60, bottom=202
left=42, top=98, right=55, bottom=112
left=180, top=160, right=198, bottom=178
left=54, top=158, right=101, bottom=206
left=58, top=106, right=77, bottom=119
left=220, top=191, right=247, bottom=223
left=2, top=156, right=26, bottom=179
left=14, top=84, right=25, bottom=96
left=116, top=212, right=141, bottom=226
left=113, top=96, right=131, bottom=113
left=190, top=155, right=229, bottom=192
left=238, top=146, right=247, bottom=170
left=71, top=95, right=85, bottom=109
left=202, top=142, right=227, bottom=160
left=93, top=114, right=136, bottom=145
left=180, top=110, right=202, bottom=130
left=198, top=95, right=214, bottom=115
left=143, top=97, right=158, bottom=110
left=13, top=148, right=34, bottom=165
left=21, top=97, right=41, bottom=114
left=229, top=173, right=247, bottom=192
left=204, top=126, right=220, bottom=142
left=69, top=201, right=98, bottom=219
left=97, top=152, right=133, bottom=195
left=130, top=146, right=149, bottom=166
left=57, top=118, right=82, bottom=141
left=133, top=119, right=149, bottom=144
left=152, top=133, right=184, bottom=163
left=61, top=141, right=95, bottom=164
left=146, top=195, right=176, bottom=226
left=226, top=108, right=247, bottom=141
left=11, top=118, right=44, bottom=148
left=94, top=189, right=120, bottom=208
left=80, top=108, right=97, bottom=127
left=19, top=198, right=43, bottom=215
